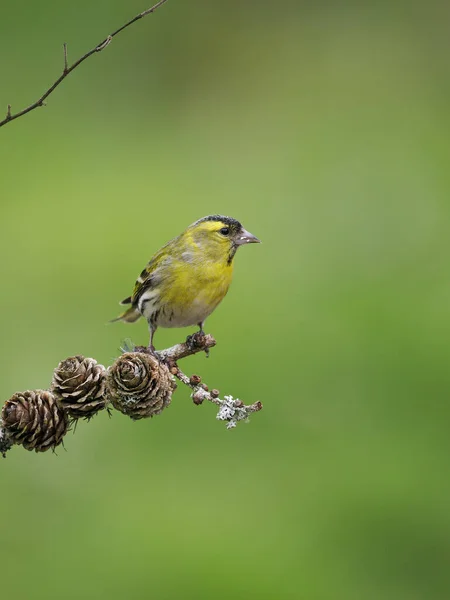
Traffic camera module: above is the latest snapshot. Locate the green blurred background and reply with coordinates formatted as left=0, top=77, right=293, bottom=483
left=1, top=1, right=449, bottom=598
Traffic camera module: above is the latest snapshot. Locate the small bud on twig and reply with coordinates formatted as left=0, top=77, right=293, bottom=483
left=192, top=391, right=204, bottom=406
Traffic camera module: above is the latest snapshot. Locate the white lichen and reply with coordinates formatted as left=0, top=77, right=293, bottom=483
left=216, top=395, right=251, bottom=430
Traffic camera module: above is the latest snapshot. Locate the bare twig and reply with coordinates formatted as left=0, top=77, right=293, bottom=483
left=0, top=0, right=169, bottom=129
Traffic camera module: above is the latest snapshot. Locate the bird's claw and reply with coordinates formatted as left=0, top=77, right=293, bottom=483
left=132, top=345, right=148, bottom=354
left=132, top=345, right=159, bottom=359
left=186, top=331, right=207, bottom=353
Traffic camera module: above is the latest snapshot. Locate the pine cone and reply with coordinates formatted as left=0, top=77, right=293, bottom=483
left=1, top=390, right=69, bottom=452
left=52, top=355, right=108, bottom=419
left=107, top=352, right=176, bottom=420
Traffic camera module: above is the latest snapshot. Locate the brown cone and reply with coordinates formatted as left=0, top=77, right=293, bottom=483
left=1, top=390, right=69, bottom=452
left=107, top=352, right=176, bottom=420
left=51, top=355, right=108, bottom=419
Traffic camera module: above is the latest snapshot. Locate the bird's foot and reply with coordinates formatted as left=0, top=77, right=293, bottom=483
left=133, top=345, right=148, bottom=354
left=133, top=344, right=157, bottom=357
left=186, top=331, right=209, bottom=356
left=147, top=343, right=158, bottom=357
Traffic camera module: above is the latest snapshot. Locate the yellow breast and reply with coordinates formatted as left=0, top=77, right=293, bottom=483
left=157, top=259, right=233, bottom=328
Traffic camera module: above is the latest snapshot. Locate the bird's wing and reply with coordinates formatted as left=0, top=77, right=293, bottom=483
left=131, top=240, right=176, bottom=305
left=131, top=261, right=159, bottom=305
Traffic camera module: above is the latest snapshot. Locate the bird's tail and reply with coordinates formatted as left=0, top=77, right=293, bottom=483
left=110, top=299, right=142, bottom=324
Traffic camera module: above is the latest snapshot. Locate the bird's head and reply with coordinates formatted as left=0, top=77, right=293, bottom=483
left=187, top=215, right=260, bottom=264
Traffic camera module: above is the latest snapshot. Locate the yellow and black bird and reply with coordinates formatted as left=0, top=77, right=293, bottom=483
left=114, top=215, right=260, bottom=351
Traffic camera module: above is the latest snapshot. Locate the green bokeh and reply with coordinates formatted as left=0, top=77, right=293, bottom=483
left=1, top=1, right=449, bottom=599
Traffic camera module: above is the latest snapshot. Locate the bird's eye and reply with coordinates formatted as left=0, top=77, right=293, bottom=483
left=219, top=227, right=230, bottom=236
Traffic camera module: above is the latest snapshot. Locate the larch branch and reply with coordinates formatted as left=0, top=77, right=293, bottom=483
left=0, top=332, right=263, bottom=456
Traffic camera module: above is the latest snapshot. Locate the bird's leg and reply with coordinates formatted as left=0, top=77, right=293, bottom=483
left=136, top=325, right=156, bottom=355
left=147, top=324, right=157, bottom=354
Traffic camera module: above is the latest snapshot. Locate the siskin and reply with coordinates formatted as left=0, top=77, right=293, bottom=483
left=114, top=215, right=260, bottom=351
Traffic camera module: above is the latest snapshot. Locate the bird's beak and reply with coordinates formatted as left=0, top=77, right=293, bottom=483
left=236, top=228, right=261, bottom=245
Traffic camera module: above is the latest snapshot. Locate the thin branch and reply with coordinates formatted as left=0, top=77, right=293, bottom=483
left=155, top=333, right=217, bottom=363
left=0, top=0, right=169, bottom=129
left=172, top=364, right=263, bottom=430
